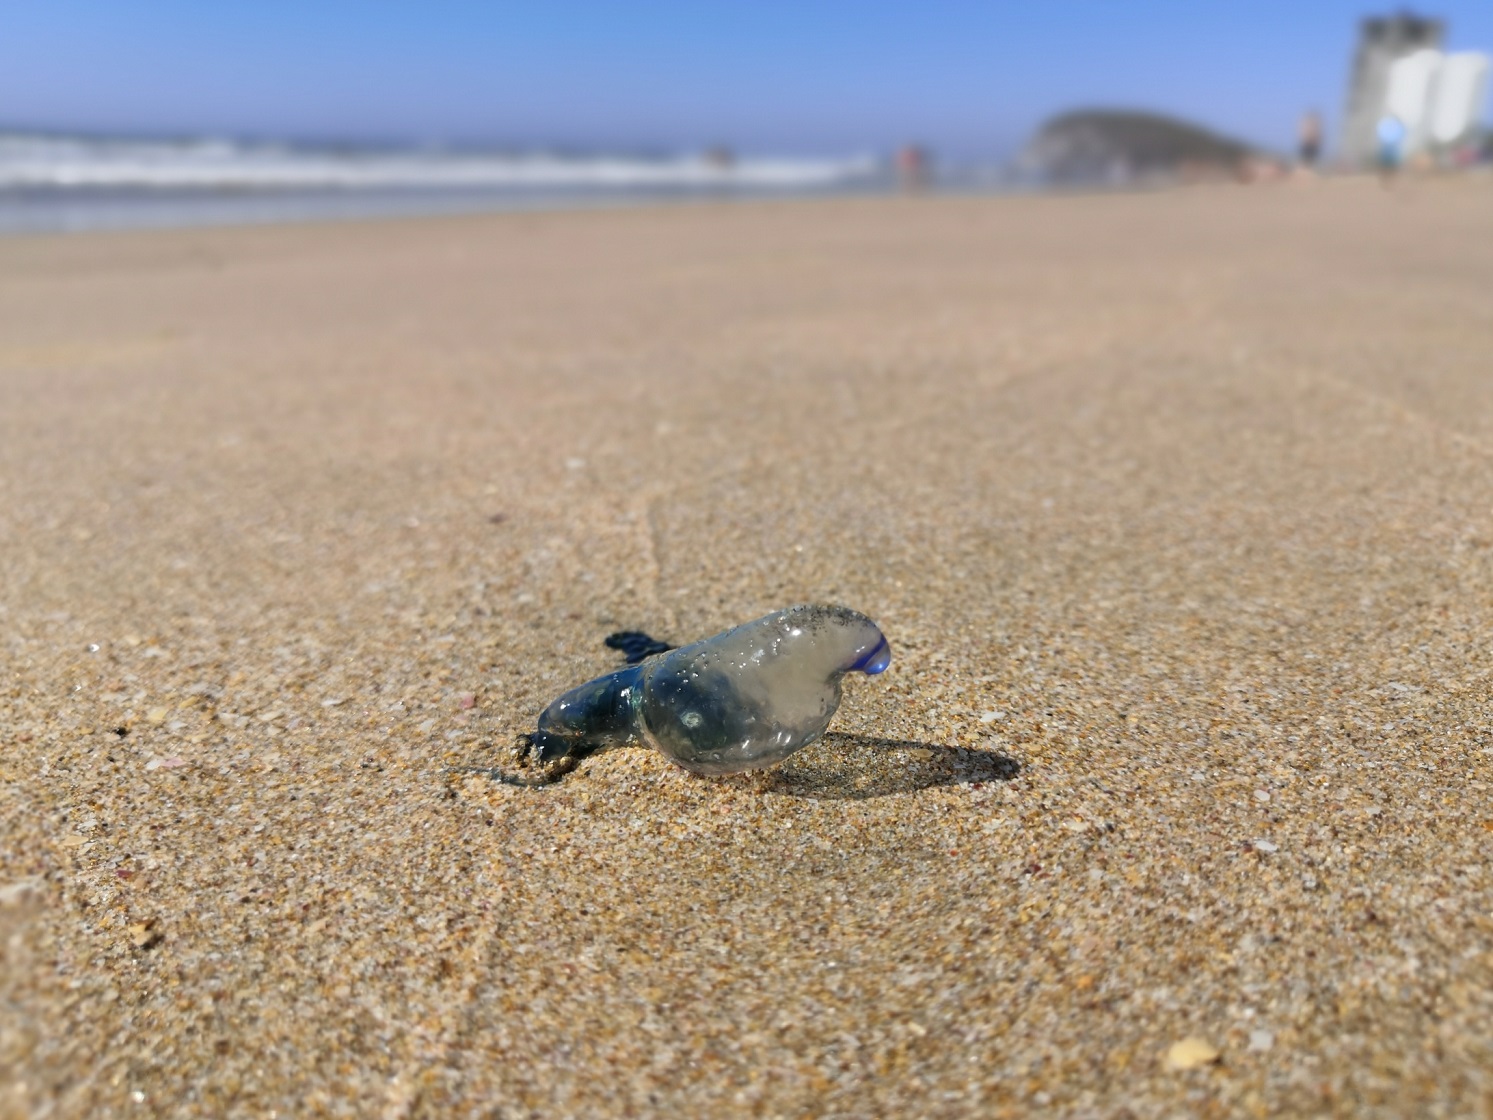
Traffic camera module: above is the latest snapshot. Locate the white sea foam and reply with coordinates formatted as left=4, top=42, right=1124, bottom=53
left=0, top=132, right=877, bottom=191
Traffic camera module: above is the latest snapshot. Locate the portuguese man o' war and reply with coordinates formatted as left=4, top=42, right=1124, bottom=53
left=530, top=605, right=892, bottom=775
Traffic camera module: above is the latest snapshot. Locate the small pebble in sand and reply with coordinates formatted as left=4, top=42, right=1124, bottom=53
left=1165, top=1037, right=1221, bottom=1070
left=1249, top=1029, right=1275, bottom=1052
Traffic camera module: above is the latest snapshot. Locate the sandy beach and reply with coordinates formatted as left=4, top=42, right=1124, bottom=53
left=4, top=180, right=1493, bottom=1117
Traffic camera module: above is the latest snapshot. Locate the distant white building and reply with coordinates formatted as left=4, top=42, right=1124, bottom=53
left=1340, top=14, right=1492, bottom=165
left=1341, top=14, right=1444, bottom=166
left=1426, top=52, right=1491, bottom=147
left=1381, top=48, right=1490, bottom=157
left=1384, top=48, right=1446, bottom=154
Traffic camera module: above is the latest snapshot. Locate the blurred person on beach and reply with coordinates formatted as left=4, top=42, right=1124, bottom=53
left=1376, top=114, right=1406, bottom=184
left=1297, top=110, right=1322, bottom=169
left=895, top=144, right=930, bottom=191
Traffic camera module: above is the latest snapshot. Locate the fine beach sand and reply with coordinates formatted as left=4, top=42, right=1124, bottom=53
left=3, top=180, right=1493, bottom=1117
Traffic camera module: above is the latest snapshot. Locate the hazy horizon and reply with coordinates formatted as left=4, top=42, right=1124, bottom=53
left=3, top=2, right=1490, bottom=162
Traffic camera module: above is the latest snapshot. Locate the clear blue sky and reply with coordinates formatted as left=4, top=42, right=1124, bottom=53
left=3, top=2, right=1491, bottom=156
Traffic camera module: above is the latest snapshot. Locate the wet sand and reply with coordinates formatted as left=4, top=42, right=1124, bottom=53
left=3, top=180, right=1493, bottom=1117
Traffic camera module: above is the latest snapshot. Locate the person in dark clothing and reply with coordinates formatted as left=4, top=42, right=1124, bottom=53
left=1297, top=110, right=1323, bottom=168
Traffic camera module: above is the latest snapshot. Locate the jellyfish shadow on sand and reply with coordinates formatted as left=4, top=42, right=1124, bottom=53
left=456, top=732, right=1019, bottom=797
left=729, top=732, right=1020, bottom=800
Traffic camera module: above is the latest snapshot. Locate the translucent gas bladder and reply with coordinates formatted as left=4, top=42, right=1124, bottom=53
left=530, top=605, right=891, bottom=775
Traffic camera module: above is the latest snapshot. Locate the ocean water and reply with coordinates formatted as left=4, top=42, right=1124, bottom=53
left=0, top=131, right=886, bottom=233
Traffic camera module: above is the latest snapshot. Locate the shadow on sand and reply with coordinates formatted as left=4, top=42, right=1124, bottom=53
left=734, top=732, right=1020, bottom=800
left=454, top=732, right=1019, bottom=798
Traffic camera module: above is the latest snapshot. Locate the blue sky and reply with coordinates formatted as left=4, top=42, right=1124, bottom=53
left=2, top=2, right=1491, bottom=156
